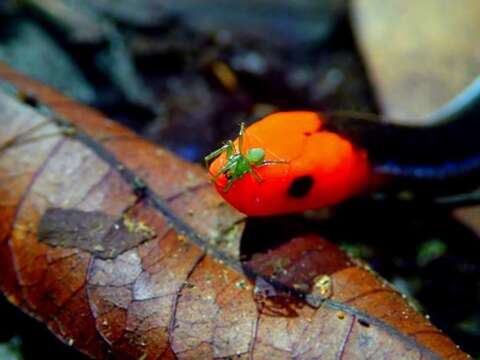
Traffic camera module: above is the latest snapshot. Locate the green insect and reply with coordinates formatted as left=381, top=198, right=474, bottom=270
left=204, top=123, right=286, bottom=192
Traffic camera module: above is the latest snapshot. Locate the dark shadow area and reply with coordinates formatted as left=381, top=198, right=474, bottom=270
left=0, top=296, right=89, bottom=360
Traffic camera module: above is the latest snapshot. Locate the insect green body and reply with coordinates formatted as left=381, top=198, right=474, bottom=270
left=204, top=123, right=286, bottom=192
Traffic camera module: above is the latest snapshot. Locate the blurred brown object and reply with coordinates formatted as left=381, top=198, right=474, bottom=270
left=352, top=0, right=480, bottom=123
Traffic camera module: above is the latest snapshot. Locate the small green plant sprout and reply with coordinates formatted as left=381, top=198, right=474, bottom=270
left=204, top=123, right=287, bottom=192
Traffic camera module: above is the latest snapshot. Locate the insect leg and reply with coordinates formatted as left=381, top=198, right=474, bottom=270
left=238, top=122, right=245, bottom=154
left=261, top=160, right=289, bottom=165
left=250, top=168, right=264, bottom=183
left=212, top=160, right=237, bottom=180
left=204, top=143, right=230, bottom=169
left=226, top=140, right=236, bottom=158
left=223, top=177, right=237, bottom=192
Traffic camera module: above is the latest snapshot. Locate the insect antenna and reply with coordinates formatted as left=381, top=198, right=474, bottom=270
left=238, top=122, right=246, bottom=154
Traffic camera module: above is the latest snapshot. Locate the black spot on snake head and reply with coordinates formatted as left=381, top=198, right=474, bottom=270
left=287, top=175, right=314, bottom=198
